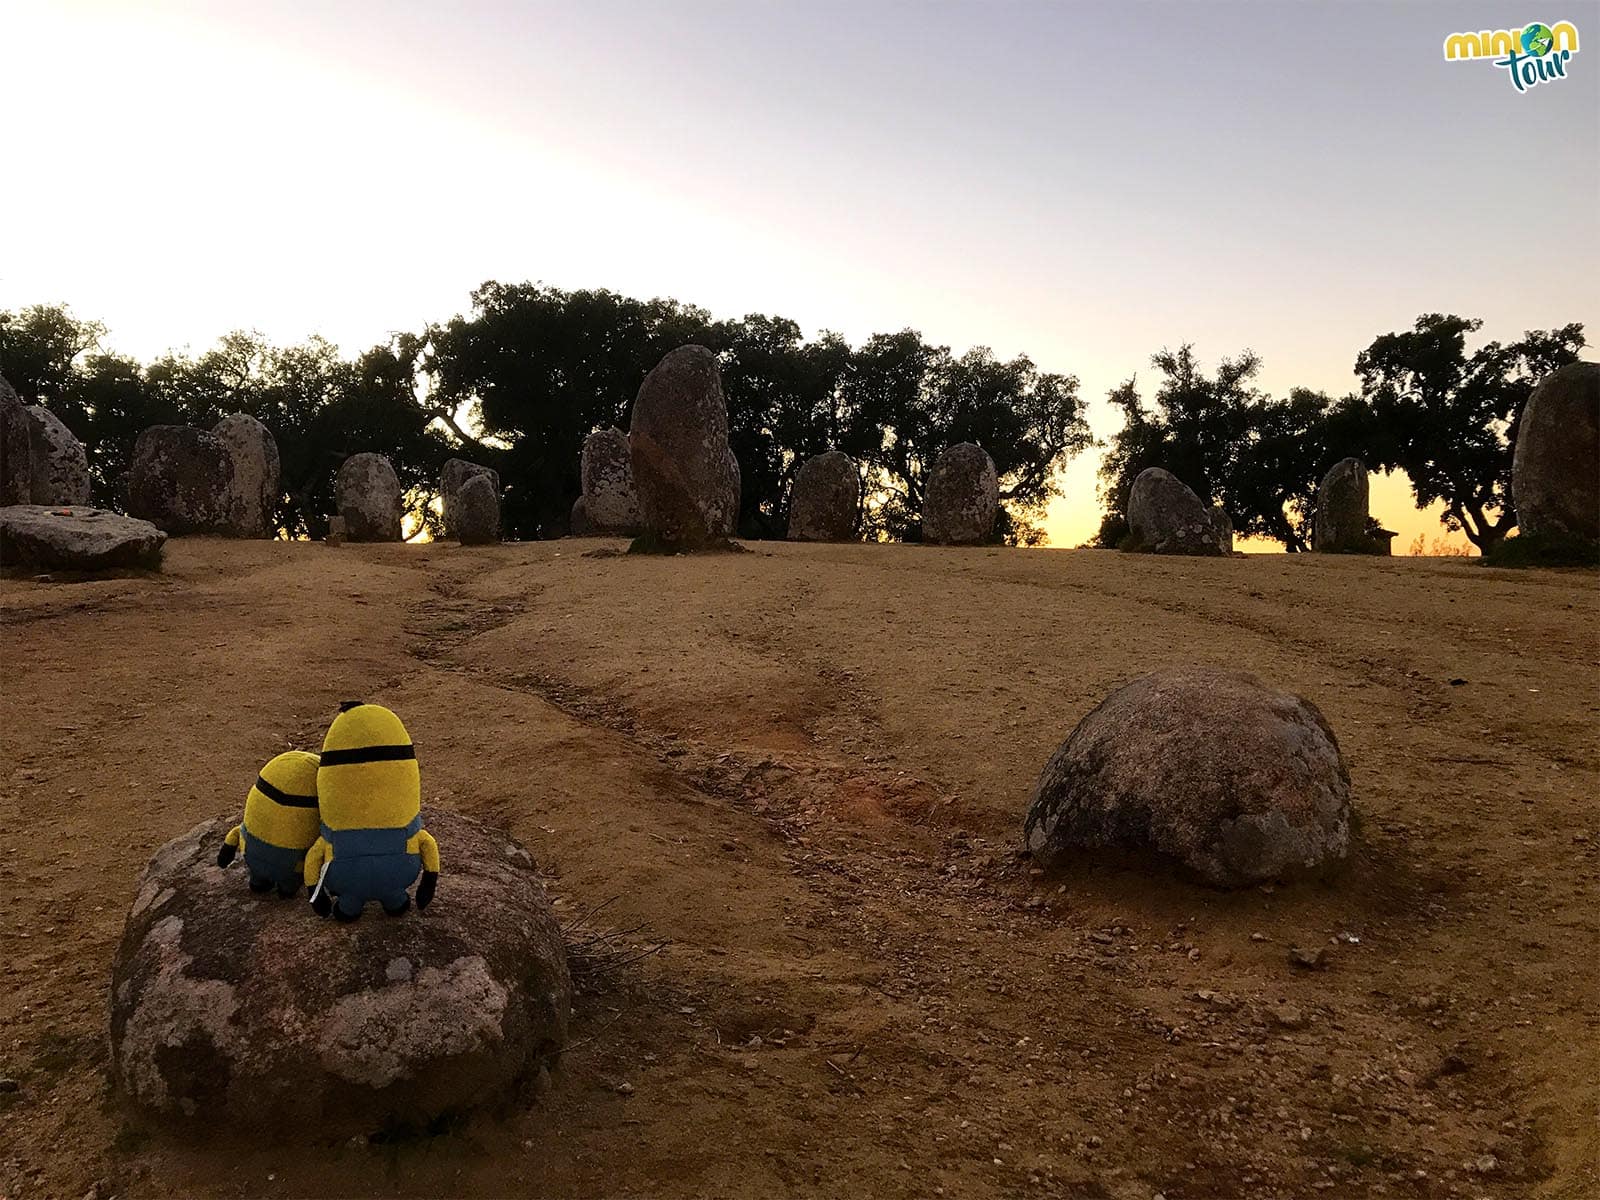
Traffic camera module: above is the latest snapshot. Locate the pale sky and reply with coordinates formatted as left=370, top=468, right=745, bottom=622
left=3, top=1, right=1596, bottom=550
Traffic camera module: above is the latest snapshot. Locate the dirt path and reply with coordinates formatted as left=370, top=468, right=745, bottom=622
left=2, top=540, right=1595, bottom=1199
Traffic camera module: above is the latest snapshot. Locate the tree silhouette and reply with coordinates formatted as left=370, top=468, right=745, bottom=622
left=1352, top=314, right=1584, bottom=554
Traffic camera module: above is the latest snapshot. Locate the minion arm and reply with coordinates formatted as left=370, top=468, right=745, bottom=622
left=217, top=823, right=244, bottom=868
left=415, top=829, right=440, bottom=909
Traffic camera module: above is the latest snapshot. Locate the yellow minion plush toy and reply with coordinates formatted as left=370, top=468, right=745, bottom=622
left=217, top=750, right=322, bottom=897
left=304, top=702, right=440, bottom=921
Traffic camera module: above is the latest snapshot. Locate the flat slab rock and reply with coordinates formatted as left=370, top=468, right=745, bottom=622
left=0, top=504, right=166, bottom=572
left=109, top=809, right=572, bottom=1139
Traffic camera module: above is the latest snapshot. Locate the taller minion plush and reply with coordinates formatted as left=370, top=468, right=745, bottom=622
left=304, top=702, right=440, bottom=921
left=218, top=750, right=322, bottom=897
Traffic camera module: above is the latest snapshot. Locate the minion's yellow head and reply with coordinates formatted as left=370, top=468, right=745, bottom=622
left=242, top=749, right=322, bottom=850
left=316, top=702, right=420, bottom=831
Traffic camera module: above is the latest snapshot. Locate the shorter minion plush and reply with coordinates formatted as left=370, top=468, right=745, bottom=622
left=304, top=702, right=440, bottom=921
left=217, top=750, right=322, bottom=897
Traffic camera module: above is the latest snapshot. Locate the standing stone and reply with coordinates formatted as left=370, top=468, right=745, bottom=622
left=336, top=453, right=403, bottom=542
left=440, top=459, right=500, bottom=540
left=629, top=345, right=740, bottom=548
left=569, top=496, right=595, bottom=536
left=1512, top=361, right=1600, bottom=546
left=1125, top=467, right=1227, bottom=556
left=453, top=473, right=500, bottom=545
left=788, top=451, right=860, bottom=542
left=0, top=374, right=31, bottom=505
left=1023, top=666, right=1352, bottom=887
left=922, top=443, right=998, bottom=546
left=1, top=505, right=167, bottom=571
left=1313, top=457, right=1387, bottom=554
left=1207, top=505, right=1234, bottom=555
left=580, top=428, right=640, bottom=534
left=128, top=426, right=235, bottom=535
left=212, top=414, right=280, bottom=538
left=108, top=809, right=571, bottom=1140
left=25, top=406, right=91, bottom=506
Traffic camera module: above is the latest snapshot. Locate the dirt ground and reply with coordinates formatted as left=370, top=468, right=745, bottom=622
left=1, top=538, right=1596, bottom=1200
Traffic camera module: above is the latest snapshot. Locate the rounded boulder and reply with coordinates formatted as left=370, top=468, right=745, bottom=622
left=1023, top=666, right=1352, bottom=887
left=922, top=443, right=998, bottom=545
left=1513, top=361, right=1599, bottom=546
left=788, top=451, right=860, bottom=542
left=109, top=808, right=572, bottom=1139
left=1125, top=467, right=1228, bottom=556
left=629, top=345, right=740, bottom=549
left=440, top=458, right=501, bottom=540
left=336, top=452, right=403, bottom=542
left=454, top=472, right=501, bottom=544
left=128, top=425, right=235, bottom=535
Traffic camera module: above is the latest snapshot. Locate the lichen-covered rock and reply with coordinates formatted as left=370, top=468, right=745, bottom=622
left=580, top=428, right=641, bottom=534
left=128, top=426, right=235, bottom=535
left=212, top=414, right=280, bottom=538
left=1, top=504, right=166, bottom=571
left=1, top=374, right=31, bottom=505
left=1513, top=361, right=1600, bottom=546
left=1023, top=666, right=1351, bottom=887
left=440, top=459, right=501, bottom=540
left=454, top=473, right=500, bottom=545
left=109, top=809, right=571, bottom=1139
left=788, top=451, right=860, bottom=542
left=25, top=406, right=91, bottom=506
left=922, top=443, right=998, bottom=545
left=336, top=453, right=403, bottom=542
left=629, top=346, right=740, bottom=549
left=1125, top=468, right=1227, bottom=556
left=1207, top=504, right=1234, bottom=555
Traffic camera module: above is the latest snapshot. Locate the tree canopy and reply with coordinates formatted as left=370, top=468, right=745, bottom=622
left=1094, top=315, right=1584, bottom=552
left=1351, top=313, right=1584, bottom=553
left=0, top=285, right=1094, bottom=544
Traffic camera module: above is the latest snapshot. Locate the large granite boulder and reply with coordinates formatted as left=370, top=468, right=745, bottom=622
left=1513, top=361, right=1599, bottom=546
left=25, top=406, right=91, bottom=506
left=580, top=427, right=640, bottom=534
left=109, top=809, right=571, bottom=1139
left=1313, top=458, right=1389, bottom=554
left=1, top=504, right=166, bottom=571
left=629, top=346, right=740, bottom=549
left=212, top=414, right=280, bottom=538
left=788, top=451, right=860, bottom=541
left=440, top=458, right=500, bottom=540
left=1125, top=468, right=1228, bottom=556
left=336, top=453, right=403, bottom=542
left=922, top=443, right=998, bottom=545
left=454, top=472, right=501, bottom=545
left=1, top=374, right=31, bottom=505
left=1024, top=666, right=1351, bottom=887
left=128, top=426, right=235, bottom=535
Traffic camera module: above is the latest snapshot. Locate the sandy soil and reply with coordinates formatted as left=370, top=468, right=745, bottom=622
left=1, top=538, right=1596, bottom=1200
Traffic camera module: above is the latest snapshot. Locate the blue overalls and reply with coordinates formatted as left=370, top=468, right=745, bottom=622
left=242, top=828, right=308, bottom=896
left=320, top=815, right=423, bottom=917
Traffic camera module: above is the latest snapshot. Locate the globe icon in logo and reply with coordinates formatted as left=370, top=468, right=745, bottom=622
left=1521, top=22, right=1554, bottom=55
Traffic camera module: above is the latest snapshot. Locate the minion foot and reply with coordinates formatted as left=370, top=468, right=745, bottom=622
left=248, top=874, right=274, bottom=894
left=334, top=904, right=362, bottom=923
left=382, top=895, right=412, bottom=916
